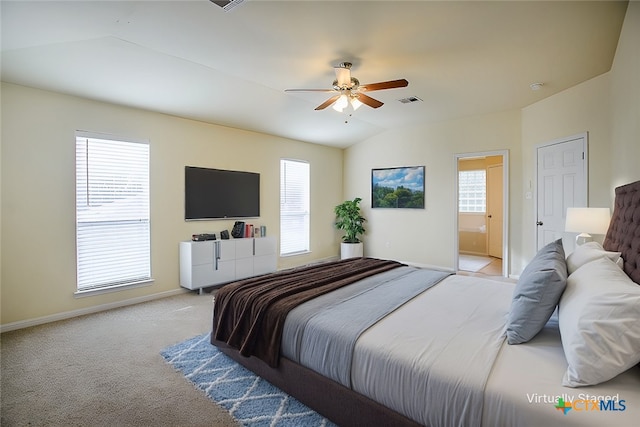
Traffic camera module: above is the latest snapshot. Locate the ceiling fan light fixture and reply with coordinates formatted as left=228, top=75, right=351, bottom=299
left=351, top=97, right=363, bottom=110
left=335, top=67, right=351, bottom=87
left=285, top=62, right=407, bottom=111
left=333, top=94, right=349, bottom=112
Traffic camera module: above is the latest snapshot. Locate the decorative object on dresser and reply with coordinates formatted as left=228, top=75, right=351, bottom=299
left=191, top=233, right=217, bottom=241
left=231, top=221, right=245, bottom=238
left=334, top=197, right=366, bottom=259
left=179, top=236, right=276, bottom=293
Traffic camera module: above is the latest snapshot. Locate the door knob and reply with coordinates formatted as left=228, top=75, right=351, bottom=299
left=488, top=214, right=492, bottom=218
left=536, top=221, right=543, bottom=226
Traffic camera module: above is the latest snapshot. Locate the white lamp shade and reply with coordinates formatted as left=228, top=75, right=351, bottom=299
left=565, top=207, right=611, bottom=235
left=332, top=94, right=349, bottom=112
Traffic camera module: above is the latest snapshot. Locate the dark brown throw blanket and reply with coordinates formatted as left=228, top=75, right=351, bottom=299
left=212, top=257, right=405, bottom=367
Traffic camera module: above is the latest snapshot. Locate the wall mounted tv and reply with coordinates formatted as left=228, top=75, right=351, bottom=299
left=185, top=166, right=260, bottom=220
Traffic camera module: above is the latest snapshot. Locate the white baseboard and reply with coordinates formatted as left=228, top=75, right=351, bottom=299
left=0, top=288, right=189, bottom=333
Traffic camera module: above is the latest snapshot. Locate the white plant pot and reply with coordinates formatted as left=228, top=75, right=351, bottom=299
left=340, top=242, right=363, bottom=259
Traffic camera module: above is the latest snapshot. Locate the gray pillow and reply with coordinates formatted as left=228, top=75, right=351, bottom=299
left=506, top=239, right=568, bottom=344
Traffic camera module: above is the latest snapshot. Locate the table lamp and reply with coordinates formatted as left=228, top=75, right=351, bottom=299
left=565, top=207, right=611, bottom=245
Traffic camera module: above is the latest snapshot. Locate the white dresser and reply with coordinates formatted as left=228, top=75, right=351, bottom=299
left=179, top=237, right=277, bottom=292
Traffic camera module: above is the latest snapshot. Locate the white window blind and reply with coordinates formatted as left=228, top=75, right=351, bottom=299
left=280, top=159, right=310, bottom=256
left=459, top=169, right=486, bottom=213
left=75, top=133, right=151, bottom=291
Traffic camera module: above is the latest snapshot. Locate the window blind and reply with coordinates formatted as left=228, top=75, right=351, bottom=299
left=75, top=133, right=151, bottom=291
left=280, top=159, right=310, bottom=256
left=458, top=169, right=486, bottom=213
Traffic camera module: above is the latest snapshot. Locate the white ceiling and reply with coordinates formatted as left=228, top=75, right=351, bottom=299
left=1, top=1, right=628, bottom=148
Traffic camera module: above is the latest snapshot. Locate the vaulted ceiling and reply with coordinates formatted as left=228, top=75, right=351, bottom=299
left=1, top=1, right=628, bottom=148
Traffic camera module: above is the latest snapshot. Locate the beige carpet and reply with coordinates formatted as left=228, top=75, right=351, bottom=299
left=0, top=292, right=239, bottom=427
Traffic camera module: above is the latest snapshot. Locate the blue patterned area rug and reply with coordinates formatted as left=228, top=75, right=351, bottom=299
left=161, top=333, right=336, bottom=427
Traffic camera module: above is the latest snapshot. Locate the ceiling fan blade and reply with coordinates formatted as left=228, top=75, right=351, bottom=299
left=285, top=88, right=336, bottom=93
left=315, top=94, right=341, bottom=110
left=356, top=93, right=384, bottom=109
left=360, top=79, right=409, bottom=92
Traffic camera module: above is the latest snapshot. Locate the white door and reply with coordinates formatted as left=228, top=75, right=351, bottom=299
left=536, top=134, right=587, bottom=250
left=487, top=164, right=503, bottom=258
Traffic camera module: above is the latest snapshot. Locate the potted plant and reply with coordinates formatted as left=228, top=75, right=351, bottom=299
left=334, top=197, right=366, bottom=259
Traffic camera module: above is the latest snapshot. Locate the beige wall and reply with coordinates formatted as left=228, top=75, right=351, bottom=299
left=519, top=74, right=612, bottom=271
left=344, top=109, right=522, bottom=271
left=459, top=230, right=487, bottom=255
left=345, top=2, right=638, bottom=276
left=610, top=0, right=640, bottom=189
left=2, top=2, right=637, bottom=329
left=0, top=83, right=343, bottom=326
left=518, top=1, right=639, bottom=273
left=458, top=155, right=502, bottom=172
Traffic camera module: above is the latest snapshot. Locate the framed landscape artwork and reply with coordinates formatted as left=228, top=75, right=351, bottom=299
left=371, top=166, right=425, bottom=209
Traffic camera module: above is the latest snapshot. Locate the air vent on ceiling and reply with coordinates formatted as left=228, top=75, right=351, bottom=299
left=398, top=96, right=423, bottom=104
left=210, top=0, right=244, bottom=12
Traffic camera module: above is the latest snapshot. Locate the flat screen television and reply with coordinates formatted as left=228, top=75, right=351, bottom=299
left=185, top=166, right=260, bottom=220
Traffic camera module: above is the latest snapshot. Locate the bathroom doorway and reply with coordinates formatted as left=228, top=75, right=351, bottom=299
left=454, top=151, right=509, bottom=277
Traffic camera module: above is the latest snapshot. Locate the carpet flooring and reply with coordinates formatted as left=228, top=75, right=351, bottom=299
left=1, top=292, right=238, bottom=427
left=162, top=333, right=335, bottom=427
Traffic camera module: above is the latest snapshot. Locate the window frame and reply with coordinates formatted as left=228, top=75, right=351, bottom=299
left=74, top=131, right=152, bottom=296
left=279, top=158, right=310, bottom=257
left=458, top=169, right=487, bottom=213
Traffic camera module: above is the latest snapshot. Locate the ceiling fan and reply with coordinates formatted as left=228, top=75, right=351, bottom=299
left=285, top=62, right=409, bottom=112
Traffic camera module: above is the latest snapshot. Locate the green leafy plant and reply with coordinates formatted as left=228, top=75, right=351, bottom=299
left=334, top=197, right=366, bottom=243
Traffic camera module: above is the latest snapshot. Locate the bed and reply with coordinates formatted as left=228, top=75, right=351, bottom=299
left=211, top=180, right=640, bottom=427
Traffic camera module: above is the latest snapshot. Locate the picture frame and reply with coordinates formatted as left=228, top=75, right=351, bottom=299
left=371, top=166, right=425, bottom=209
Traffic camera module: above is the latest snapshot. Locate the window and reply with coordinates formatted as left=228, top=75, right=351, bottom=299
left=280, top=159, right=309, bottom=256
left=75, top=132, right=151, bottom=293
left=458, top=169, right=486, bottom=213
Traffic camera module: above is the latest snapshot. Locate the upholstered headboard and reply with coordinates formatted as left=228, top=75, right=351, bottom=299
left=603, top=180, right=640, bottom=285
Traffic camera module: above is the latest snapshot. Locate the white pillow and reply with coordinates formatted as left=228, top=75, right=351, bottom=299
left=565, top=241, right=621, bottom=274
left=559, top=256, right=640, bottom=387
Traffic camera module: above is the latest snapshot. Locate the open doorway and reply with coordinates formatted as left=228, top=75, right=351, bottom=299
left=454, top=150, right=509, bottom=277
